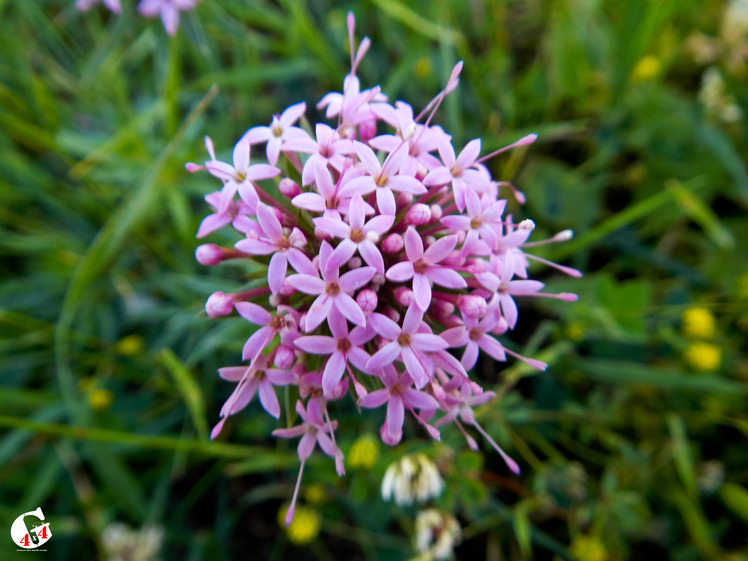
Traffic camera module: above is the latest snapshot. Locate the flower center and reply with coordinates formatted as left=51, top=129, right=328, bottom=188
left=337, top=338, right=351, bottom=353
left=469, top=328, right=482, bottom=342
left=397, top=333, right=411, bottom=346
left=470, top=217, right=482, bottom=230
left=350, top=229, right=365, bottom=243
left=413, top=260, right=428, bottom=274
left=326, top=282, right=340, bottom=296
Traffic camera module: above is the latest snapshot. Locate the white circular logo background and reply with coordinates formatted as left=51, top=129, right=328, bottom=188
left=10, top=507, right=52, bottom=549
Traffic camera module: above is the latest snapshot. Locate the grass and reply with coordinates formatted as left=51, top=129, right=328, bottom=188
left=1, top=0, right=747, bottom=560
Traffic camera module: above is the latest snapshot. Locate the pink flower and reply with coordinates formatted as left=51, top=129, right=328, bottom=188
left=76, top=0, right=121, bottom=13
left=339, top=142, right=426, bottom=215
left=314, top=192, right=394, bottom=275
left=366, top=303, right=448, bottom=389
left=287, top=241, right=375, bottom=331
left=272, top=399, right=344, bottom=525
left=234, top=203, right=315, bottom=294
left=359, top=366, right=440, bottom=445
left=243, top=102, right=310, bottom=166
left=294, top=308, right=374, bottom=396
left=385, top=228, right=467, bottom=311
left=138, top=0, right=198, bottom=36
left=424, top=137, right=490, bottom=211
left=211, top=355, right=296, bottom=438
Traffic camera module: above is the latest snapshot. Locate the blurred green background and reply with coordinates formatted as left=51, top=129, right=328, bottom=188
left=1, top=0, right=747, bottom=559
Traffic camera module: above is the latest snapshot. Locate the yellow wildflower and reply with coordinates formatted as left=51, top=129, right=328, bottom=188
left=305, top=483, right=327, bottom=505
left=348, top=434, right=379, bottom=469
left=88, top=388, right=115, bottom=411
left=570, top=535, right=607, bottom=561
left=684, top=342, right=722, bottom=371
left=681, top=306, right=716, bottom=339
left=116, top=334, right=145, bottom=356
left=278, top=504, right=320, bottom=545
left=631, top=55, right=662, bottom=83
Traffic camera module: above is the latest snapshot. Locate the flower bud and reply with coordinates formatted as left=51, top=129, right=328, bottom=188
left=274, top=345, right=296, bottom=369
left=195, top=243, right=225, bottom=266
left=405, top=203, right=431, bottom=226
left=458, top=294, right=487, bottom=318
left=442, top=249, right=463, bottom=267
left=394, top=287, right=415, bottom=307
left=185, top=162, right=203, bottom=172
left=396, top=192, right=413, bottom=208
left=205, top=291, right=234, bottom=317
left=359, top=118, right=377, bottom=142
left=429, top=204, right=442, bottom=222
left=432, top=300, right=455, bottom=316
left=347, top=257, right=363, bottom=269
left=279, top=178, right=301, bottom=198
left=382, top=233, right=404, bottom=253
left=356, top=289, right=378, bottom=313
left=383, top=307, right=400, bottom=323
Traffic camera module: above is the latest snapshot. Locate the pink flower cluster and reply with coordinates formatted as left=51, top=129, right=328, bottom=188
left=190, top=14, right=580, bottom=524
left=75, top=0, right=198, bottom=36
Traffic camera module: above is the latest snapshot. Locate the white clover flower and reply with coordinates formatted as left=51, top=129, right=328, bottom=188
left=415, top=509, right=461, bottom=560
left=381, top=453, right=444, bottom=506
left=101, top=523, right=163, bottom=561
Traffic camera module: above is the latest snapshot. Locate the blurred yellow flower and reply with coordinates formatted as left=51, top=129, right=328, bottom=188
left=278, top=504, right=320, bottom=545
left=631, top=55, right=662, bottom=83
left=348, top=434, right=379, bottom=469
left=116, top=334, right=145, bottom=356
left=88, top=388, right=114, bottom=411
left=684, top=341, right=722, bottom=371
left=414, top=57, right=432, bottom=78
left=681, top=306, right=716, bottom=339
left=570, top=534, right=607, bottom=561
left=304, top=483, right=327, bottom=504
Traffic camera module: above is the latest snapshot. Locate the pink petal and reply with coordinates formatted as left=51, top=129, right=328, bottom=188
left=423, top=166, right=453, bottom=187
left=376, top=187, right=396, bottom=216
left=233, top=137, right=250, bottom=172
left=294, top=335, right=337, bottom=355
left=286, top=249, right=317, bottom=276
left=455, top=138, right=481, bottom=171
left=305, top=294, right=333, bottom=332
left=412, top=333, right=449, bottom=352
left=385, top=396, right=405, bottom=440
left=235, top=302, right=272, bottom=326
left=401, top=347, right=429, bottom=388
left=298, top=431, right=317, bottom=461
left=359, top=388, right=390, bottom=409
left=412, top=273, right=432, bottom=311
left=292, top=192, right=326, bottom=213
left=385, top=261, right=414, bottom=282
left=334, top=292, right=366, bottom=326
left=354, top=141, right=382, bottom=177
left=423, top=234, right=458, bottom=264
left=403, top=388, right=439, bottom=410
left=268, top=252, right=288, bottom=294
left=217, top=366, right=248, bottom=381
left=258, top=379, right=280, bottom=418
left=461, top=341, right=479, bottom=370
left=339, top=266, right=376, bottom=293
left=387, top=174, right=427, bottom=195
left=404, top=227, right=424, bottom=261
left=242, top=326, right=274, bottom=361
left=256, top=203, right=283, bottom=241
left=287, top=274, right=325, bottom=295
left=426, top=267, right=467, bottom=289
left=478, top=333, right=507, bottom=362
left=358, top=240, right=385, bottom=275
left=366, top=341, right=401, bottom=371
left=322, top=352, right=346, bottom=395
left=369, top=313, right=402, bottom=340
left=314, top=217, right=351, bottom=239
left=280, top=101, right=307, bottom=127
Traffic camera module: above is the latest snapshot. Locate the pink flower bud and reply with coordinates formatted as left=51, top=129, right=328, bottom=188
left=185, top=162, right=202, bottom=172
left=347, top=257, right=363, bottom=269
left=359, top=117, right=377, bottom=142
left=429, top=204, right=442, bottom=221
left=433, top=300, right=455, bottom=316
left=492, top=316, right=509, bottom=335
left=405, top=203, right=431, bottom=226
left=279, top=178, right=300, bottom=198
left=442, top=249, right=463, bottom=267
left=458, top=294, right=487, bottom=318
left=274, top=345, right=296, bottom=369
left=356, top=289, right=378, bottom=313
left=383, top=307, right=400, bottom=323
left=394, top=287, right=415, bottom=307
left=195, top=243, right=225, bottom=266
left=382, top=233, right=404, bottom=253
left=205, top=292, right=234, bottom=317
left=395, top=192, right=413, bottom=207
left=466, top=258, right=488, bottom=274
left=424, top=235, right=436, bottom=247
